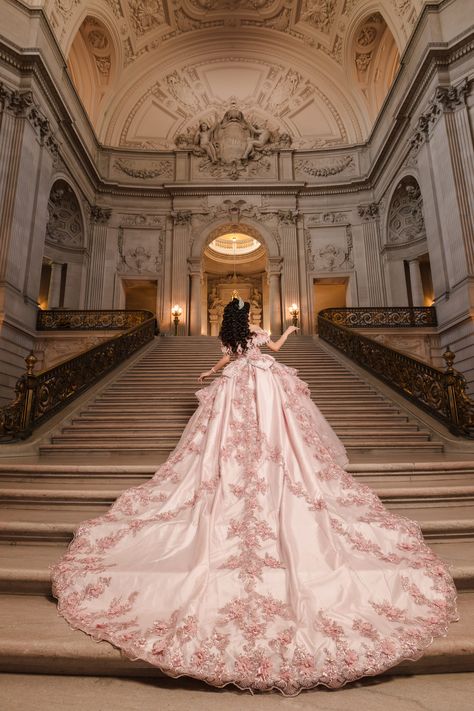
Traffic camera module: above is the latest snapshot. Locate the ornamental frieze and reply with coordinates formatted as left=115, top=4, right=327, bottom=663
left=112, top=158, right=174, bottom=180
left=294, top=154, right=356, bottom=180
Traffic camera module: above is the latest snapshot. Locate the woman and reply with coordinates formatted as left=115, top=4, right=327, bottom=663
left=50, top=297, right=459, bottom=696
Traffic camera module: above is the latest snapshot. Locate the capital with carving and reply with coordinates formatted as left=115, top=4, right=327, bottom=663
left=358, top=203, right=379, bottom=221
left=435, top=78, right=472, bottom=112
left=90, top=206, right=112, bottom=224
left=267, top=256, right=283, bottom=277
left=278, top=209, right=299, bottom=225
left=172, top=211, right=193, bottom=225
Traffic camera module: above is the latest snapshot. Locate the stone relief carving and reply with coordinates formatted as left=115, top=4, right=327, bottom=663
left=300, top=0, right=337, bottom=34
left=387, top=177, right=426, bottom=244
left=307, top=212, right=348, bottom=226
left=173, top=211, right=193, bottom=225
left=0, top=84, right=59, bottom=157
left=90, top=206, right=112, bottom=224
left=117, top=225, right=164, bottom=273
left=408, top=78, right=472, bottom=162
left=79, top=17, right=113, bottom=81
left=46, top=180, right=84, bottom=248
left=295, top=154, right=355, bottom=178
left=358, top=203, right=379, bottom=221
left=119, top=214, right=165, bottom=227
left=121, top=57, right=346, bottom=149
left=129, top=0, right=166, bottom=35
left=113, top=158, right=174, bottom=179
left=181, top=102, right=289, bottom=180
left=305, top=225, right=353, bottom=272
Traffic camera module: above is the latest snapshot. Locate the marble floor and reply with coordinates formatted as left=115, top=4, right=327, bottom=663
left=1, top=672, right=474, bottom=711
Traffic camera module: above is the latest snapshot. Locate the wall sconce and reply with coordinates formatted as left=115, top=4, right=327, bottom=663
left=171, top=304, right=182, bottom=336
left=289, top=303, right=299, bottom=328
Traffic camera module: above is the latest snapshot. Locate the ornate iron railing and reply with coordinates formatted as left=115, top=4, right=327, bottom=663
left=318, top=310, right=473, bottom=438
left=320, top=306, right=437, bottom=328
left=37, top=309, right=153, bottom=331
left=0, top=311, right=157, bottom=442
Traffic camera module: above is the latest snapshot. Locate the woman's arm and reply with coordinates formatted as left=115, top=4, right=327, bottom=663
left=266, top=325, right=299, bottom=351
left=198, top=353, right=231, bottom=383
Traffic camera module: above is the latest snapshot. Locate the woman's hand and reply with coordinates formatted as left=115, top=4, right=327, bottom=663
left=286, top=325, right=300, bottom=336
left=198, top=370, right=214, bottom=383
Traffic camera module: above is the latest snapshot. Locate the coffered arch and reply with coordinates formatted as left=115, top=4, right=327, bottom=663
left=101, top=31, right=369, bottom=148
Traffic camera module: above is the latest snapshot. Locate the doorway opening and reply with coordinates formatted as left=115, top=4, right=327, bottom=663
left=122, top=279, right=157, bottom=313
left=313, top=277, right=348, bottom=330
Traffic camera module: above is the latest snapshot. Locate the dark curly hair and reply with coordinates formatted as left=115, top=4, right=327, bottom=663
left=219, top=298, right=251, bottom=354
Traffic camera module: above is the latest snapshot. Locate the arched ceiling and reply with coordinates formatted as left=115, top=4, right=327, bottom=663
left=45, top=0, right=425, bottom=149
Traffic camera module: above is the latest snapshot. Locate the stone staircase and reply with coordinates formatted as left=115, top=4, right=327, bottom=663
left=0, top=335, right=473, bottom=680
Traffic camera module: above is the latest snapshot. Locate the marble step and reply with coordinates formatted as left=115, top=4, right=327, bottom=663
left=1, top=502, right=472, bottom=543
left=38, top=442, right=446, bottom=458
left=1, top=482, right=474, bottom=507
left=1, top=539, right=473, bottom=596
left=1, top=461, right=472, bottom=484
left=61, top=423, right=423, bottom=436
left=0, top=593, right=472, bottom=677
left=49, top=429, right=433, bottom=442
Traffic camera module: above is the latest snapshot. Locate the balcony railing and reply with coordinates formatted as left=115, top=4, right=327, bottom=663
left=37, top=309, right=153, bottom=331
left=318, top=308, right=473, bottom=438
left=0, top=310, right=157, bottom=442
left=319, top=306, right=437, bottom=328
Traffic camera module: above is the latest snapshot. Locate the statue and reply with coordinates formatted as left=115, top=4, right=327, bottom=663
left=194, top=120, right=218, bottom=163
left=243, top=122, right=271, bottom=160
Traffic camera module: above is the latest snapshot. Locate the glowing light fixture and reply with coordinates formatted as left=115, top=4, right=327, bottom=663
left=289, top=303, right=299, bottom=328
left=171, top=304, right=183, bottom=336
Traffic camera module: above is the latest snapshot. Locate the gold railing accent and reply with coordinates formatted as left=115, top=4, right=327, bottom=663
left=0, top=310, right=157, bottom=442
left=318, top=309, right=474, bottom=438
left=37, top=309, right=152, bottom=330
left=320, top=306, right=437, bottom=328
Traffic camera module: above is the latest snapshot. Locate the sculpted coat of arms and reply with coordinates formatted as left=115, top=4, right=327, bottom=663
left=176, top=102, right=291, bottom=180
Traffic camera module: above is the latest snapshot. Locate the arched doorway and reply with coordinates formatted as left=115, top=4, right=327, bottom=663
left=385, top=175, right=433, bottom=306
left=202, top=225, right=268, bottom=336
left=39, top=180, right=86, bottom=309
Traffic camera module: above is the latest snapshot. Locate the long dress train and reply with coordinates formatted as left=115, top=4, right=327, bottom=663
left=49, top=328, right=459, bottom=696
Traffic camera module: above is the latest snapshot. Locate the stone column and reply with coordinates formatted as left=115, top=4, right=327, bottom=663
left=411, top=78, right=474, bottom=390
left=171, top=211, right=192, bottom=336
left=408, top=258, right=425, bottom=306
left=278, top=210, right=300, bottom=330
left=48, top=262, right=63, bottom=308
left=0, top=84, right=57, bottom=402
left=86, top=206, right=111, bottom=309
left=357, top=203, right=386, bottom=306
left=267, top=257, right=283, bottom=336
left=188, top=257, right=202, bottom=336
left=296, top=216, right=310, bottom=334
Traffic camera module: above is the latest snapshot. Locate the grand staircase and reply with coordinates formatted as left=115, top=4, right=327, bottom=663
left=0, top=335, right=473, bottom=680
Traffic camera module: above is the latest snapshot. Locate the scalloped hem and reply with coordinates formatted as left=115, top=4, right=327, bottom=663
left=49, top=588, right=460, bottom=697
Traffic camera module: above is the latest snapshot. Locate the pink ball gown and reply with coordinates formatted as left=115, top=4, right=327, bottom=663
left=50, top=327, right=459, bottom=695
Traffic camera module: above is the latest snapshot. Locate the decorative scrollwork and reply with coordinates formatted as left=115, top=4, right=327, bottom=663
left=318, top=310, right=473, bottom=438
left=37, top=309, right=153, bottom=331
left=0, top=311, right=157, bottom=442
left=320, top=307, right=437, bottom=328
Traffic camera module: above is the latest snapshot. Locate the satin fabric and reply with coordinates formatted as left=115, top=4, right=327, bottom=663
left=50, top=329, right=459, bottom=695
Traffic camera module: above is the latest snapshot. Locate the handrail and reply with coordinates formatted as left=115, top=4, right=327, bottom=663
left=37, top=309, right=153, bottom=330
left=318, top=309, right=474, bottom=438
left=0, top=310, right=157, bottom=442
left=320, top=306, right=437, bottom=328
